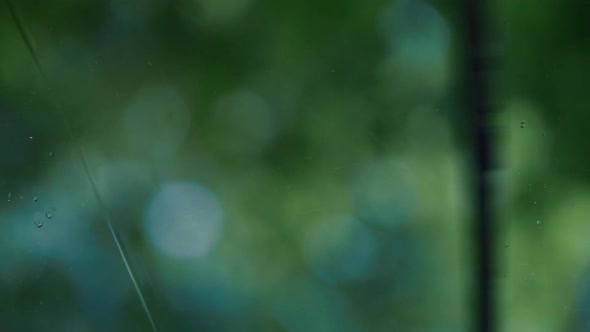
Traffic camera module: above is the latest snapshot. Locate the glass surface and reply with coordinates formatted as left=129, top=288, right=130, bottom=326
left=495, top=0, right=590, bottom=331
left=1, top=1, right=470, bottom=331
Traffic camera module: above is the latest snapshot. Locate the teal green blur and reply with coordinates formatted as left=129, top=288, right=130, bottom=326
left=1, top=0, right=587, bottom=331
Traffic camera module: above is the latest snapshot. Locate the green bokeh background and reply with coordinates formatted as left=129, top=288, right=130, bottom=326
left=1, top=0, right=589, bottom=331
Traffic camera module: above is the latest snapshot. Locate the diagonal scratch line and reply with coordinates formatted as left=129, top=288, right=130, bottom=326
left=4, top=0, right=44, bottom=76
left=5, top=2, right=159, bottom=331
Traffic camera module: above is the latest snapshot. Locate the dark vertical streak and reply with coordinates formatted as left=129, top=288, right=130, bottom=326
left=464, top=0, right=495, bottom=331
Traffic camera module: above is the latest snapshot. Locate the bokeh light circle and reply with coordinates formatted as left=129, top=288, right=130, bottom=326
left=302, top=215, right=377, bottom=283
left=145, top=182, right=223, bottom=259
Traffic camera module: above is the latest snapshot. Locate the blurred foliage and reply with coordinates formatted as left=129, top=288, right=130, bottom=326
left=2, top=0, right=589, bottom=331
left=493, top=0, right=590, bottom=330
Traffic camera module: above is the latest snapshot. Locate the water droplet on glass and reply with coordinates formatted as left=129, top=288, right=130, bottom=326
left=33, top=195, right=38, bottom=202
left=536, top=220, right=541, bottom=225
left=46, top=212, right=52, bottom=219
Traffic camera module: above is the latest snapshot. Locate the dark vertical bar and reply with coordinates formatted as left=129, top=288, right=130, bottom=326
left=464, top=0, right=495, bottom=331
